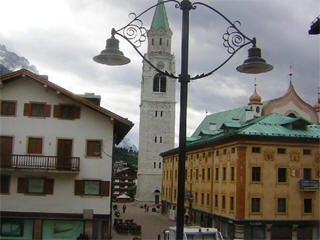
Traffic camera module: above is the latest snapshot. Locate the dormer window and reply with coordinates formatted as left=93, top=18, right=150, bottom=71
left=153, top=73, right=166, bottom=92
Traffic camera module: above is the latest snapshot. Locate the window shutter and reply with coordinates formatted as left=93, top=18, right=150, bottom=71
left=53, top=105, right=60, bottom=118
left=100, top=181, right=110, bottom=196
left=0, top=175, right=10, bottom=193
left=44, top=104, right=51, bottom=117
left=74, top=180, right=84, bottom=195
left=45, top=179, right=54, bottom=194
left=73, top=106, right=81, bottom=119
left=24, top=103, right=31, bottom=116
left=17, top=177, right=27, bottom=193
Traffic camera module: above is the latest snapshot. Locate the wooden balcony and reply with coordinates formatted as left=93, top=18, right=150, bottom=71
left=299, top=179, right=319, bottom=192
left=0, top=154, right=80, bottom=172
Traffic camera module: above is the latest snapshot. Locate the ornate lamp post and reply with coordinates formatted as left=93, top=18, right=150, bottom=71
left=93, top=1, right=273, bottom=239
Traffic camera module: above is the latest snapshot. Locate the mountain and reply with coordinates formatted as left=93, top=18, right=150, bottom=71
left=117, top=137, right=138, bottom=152
left=0, top=44, right=38, bottom=75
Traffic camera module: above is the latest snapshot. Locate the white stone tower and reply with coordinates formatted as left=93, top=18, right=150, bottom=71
left=136, top=0, right=176, bottom=203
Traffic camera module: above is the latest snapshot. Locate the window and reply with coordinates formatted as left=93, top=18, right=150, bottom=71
left=207, top=168, right=210, bottom=181
left=1, top=101, right=16, bottom=116
left=230, top=197, right=234, bottom=211
left=152, top=38, right=154, bottom=45
left=303, top=168, right=312, bottom=180
left=277, top=148, right=286, bottom=154
left=153, top=73, right=166, bottom=92
left=231, top=167, right=235, bottom=181
left=215, top=194, right=218, bottom=207
left=201, top=193, right=204, bottom=205
left=252, top=147, right=261, bottom=153
left=195, top=169, right=199, bottom=180
left=0, top=175, right=10, bottom=193
left=251, top=198, right=260, bottom=212
left=304, top=199, right=312, bottom=213
left=27, top=137, right=43, bottom=154
left=1, top=219, right=24, bottom=237
left=277, top=198, right=286, bottom=213
left=159, top=162, right=161, bottom=169
left=202, top=169, right=205, bottom=181
left=223, top=167, right=226, bottom=181
left=222, top=196, right=225, bottom=209
left=24, top=102, right=51, bottom=118
left=215, top=168, right=219, bottom=181
left=54, top=104, right=80, bottom=120
left=160, top=38, right=162, bottom=45
left=207, top=193, right=210, bottom=205
left=231, top=148, right=235, bottom=153
left=75, top=180, right=109, bottom=196
left=31, top=103, right=45, bottom=117
left=278, top=168, right=287, bottom=182
left=155, top=111, right=157, bottom=117
left=86, top=140, right=102, bottom=157
left=17, top=178, right=54, bottom=195
left=155, top=136, right=157, bottom=143
left=190, top=169, right=192, bottom=180
left=252, top=167, right=261, bottom=182
left=84, top=181, right=100, bottom=195
left=160, top=137, right=162, bottom=143
left=28, top=178, right=45, bottom=193
left=160, top=111, right=163, bottom=117
left=216, top=150, right=219, bottom=156
left=195, top=192, right=198, bottom=204
left=303, top=149, right=311, bottom=155
left=223, top=149, right=227, bottom=155
left=154, top=162, right=156, bottom=168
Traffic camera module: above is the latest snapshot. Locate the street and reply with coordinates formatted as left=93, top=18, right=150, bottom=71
left=111, top=203, right=175, bottom=240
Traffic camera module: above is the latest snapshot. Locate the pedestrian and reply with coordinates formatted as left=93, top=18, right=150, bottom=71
left=122, top=204, right=126, bottom=214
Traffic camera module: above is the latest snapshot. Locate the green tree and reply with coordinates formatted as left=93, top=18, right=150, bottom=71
left=127, top=185, right=136, bottom=199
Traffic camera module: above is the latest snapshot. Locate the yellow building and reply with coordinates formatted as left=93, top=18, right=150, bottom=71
left=161, top=82, right=320, bottom=240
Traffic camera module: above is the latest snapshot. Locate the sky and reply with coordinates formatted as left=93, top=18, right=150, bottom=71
left=0, top=0, right=319, bottom=147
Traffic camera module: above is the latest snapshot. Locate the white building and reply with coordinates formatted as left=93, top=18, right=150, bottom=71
left=136, top=0, right=176, bottom=203
left=0, top=69, right=133, bottom=240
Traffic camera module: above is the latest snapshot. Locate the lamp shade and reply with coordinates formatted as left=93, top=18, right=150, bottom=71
left=236, top=47, right=273, bottom=74
left=93, top=36, right=130, bottom=66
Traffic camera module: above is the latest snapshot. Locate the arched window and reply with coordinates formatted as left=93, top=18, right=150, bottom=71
left=153, top=73, right=166, bottom=92
left=256, top=106, right=260, bottom=113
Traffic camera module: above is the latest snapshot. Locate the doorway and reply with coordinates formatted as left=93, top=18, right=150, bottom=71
left=0, top=136, right=13, bottom=167
left=57, top=139, right=73, bottom=170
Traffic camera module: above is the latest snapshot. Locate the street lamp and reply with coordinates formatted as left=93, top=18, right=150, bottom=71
left=93, top=1, right=273, bottom=239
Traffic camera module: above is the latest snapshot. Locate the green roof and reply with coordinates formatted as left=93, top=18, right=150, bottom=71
left=191, top=113, right=319, bottom=144
left=161, top=113, right=320, bottom=156
left=151, top=0, right=171, bottom=32
left=191, top=106, right=247, bottom=137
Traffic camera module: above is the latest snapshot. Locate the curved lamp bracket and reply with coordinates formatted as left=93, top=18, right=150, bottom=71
left=113, top=0, right=181, bottom=79
left=190, top=2, right=255, bottom=80
left=108, top=0, right=259, bottom=80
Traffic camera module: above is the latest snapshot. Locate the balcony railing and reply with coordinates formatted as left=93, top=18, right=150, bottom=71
left=299, top=179, right=319, bottom=192
left=0, top=154, right=80, bottom=171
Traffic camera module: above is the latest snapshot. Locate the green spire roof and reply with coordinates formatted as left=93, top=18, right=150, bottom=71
left=151, top=0, right=171, bottom=32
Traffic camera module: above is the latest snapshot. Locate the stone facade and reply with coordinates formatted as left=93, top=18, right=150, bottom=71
left=136, top=1, right=176, bottom=203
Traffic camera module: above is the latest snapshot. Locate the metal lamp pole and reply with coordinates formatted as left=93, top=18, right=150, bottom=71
left=93, top=1, right=273, bottom=239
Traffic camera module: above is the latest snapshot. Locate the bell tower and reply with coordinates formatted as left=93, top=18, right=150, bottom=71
left=136, top=0, right=176, bottom=203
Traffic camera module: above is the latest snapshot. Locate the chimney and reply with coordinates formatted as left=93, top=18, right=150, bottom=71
left=78, top=92, right=101, bottom=106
